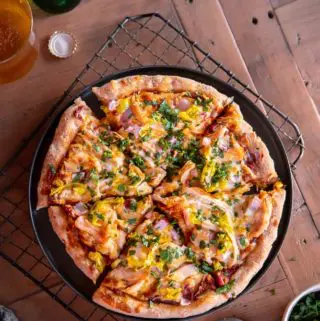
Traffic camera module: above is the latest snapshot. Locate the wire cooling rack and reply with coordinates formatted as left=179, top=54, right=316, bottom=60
left=0, top=12, right=304, bottom=321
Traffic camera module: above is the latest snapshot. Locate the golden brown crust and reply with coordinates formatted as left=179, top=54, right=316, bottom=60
left=229, top=189, right=286, bottom=297
left=48, top=206, right=100, bottom=283
left=93, top=285, right=227, bottom=319
left=37, top=99, right=93, bottom=209
left=92, top=75, right=230, bottom=107
left=93, top=189, right=286, bottom=318
left=242, top=131, right=278, bottom=185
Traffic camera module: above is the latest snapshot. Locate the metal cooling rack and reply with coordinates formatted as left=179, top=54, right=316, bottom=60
left=0, top=13, right=304, bottom=321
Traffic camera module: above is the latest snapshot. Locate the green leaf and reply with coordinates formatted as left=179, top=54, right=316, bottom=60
left=128, top=218, right=137, bottom=225
left=216, top=280, right=235, bottom=294
left=102, top=150, right=112, bottom=161
left=49, top=164, right=56, bottom=175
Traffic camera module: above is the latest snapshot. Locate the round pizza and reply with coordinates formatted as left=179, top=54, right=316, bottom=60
left=37, top=75, right=286, bottom=318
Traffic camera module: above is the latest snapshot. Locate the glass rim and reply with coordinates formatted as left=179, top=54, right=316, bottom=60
left=0, top=0, right=34, bottom=65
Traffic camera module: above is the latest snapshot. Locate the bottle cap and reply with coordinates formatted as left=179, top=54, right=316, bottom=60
left=48, top=31, right=78, bottom=58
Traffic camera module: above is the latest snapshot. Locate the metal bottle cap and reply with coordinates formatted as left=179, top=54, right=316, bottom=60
left=48, top=31, right=78, bottom=58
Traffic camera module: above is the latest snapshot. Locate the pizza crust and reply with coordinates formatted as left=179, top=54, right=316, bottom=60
left=48, top=206, right=100, bottom=283
left=37, top=99, right=93, bottom=209
left=93, top=75, right=230, bottom=107
left=93, top=189, right=286, bottom=318
left=230, top=189, right=286, bottom=298
left=242, top=131, right=278, bottom=185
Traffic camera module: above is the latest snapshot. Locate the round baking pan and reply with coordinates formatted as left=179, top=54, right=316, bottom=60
left=29, top=66, right=292, bottom=320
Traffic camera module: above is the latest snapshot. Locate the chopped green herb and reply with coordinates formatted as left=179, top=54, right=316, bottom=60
left=96, top=213, right=105, bottom=221
left=132, top=155, right=145, bottom=169
left=129, top=250, right=136, bottom=256
left=212, top=141, right=224, bottom=158
left=211, top=162, right=231, bottom=184
left=89, top=168, right=99, bottom=181
left=118, top=138, right=130, bottom=151
left=92, top=143, right=100, bottom=152
left=72, top=172, right=82, bottom=183
left=146, top=225, right=154, bottom=235
left=117, top=184, right=127, bottom=193
left=128, top=218, right=137, bottom=225
left=144, top=100, right=158, bottom=106
left=184, top=247, right=195, bottom=261
left=129, top=199, right=137, bottom=211
left=49, top=164, right=56, bottom=175
left=87, top=186, right=96, bottom=197
left=199, top=240, right=207, bottom=249
left=168, top=280, right=175, bottom=287
left=129, top=175, right=141, bottom=185
left=289, top=292, right=320, bottom=321
left=199, top=261, right=213, bottom=274
left=239, top=236, right=247, bottom=247
left=216, top=280, right=235, bottom=294
left=102, top=150, right=112, bottom=161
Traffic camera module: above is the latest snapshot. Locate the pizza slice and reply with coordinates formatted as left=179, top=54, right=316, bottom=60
left=93, top=211, right=217, bottom=316
left=48, top=195, right=152, bottom=282
left=154, top=183, right=286, bottom=289
left=38, top=101, right=159, bottom=208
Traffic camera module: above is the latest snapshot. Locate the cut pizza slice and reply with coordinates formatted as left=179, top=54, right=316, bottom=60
left=93, top=75, right=232, bottom=183
left=48, top=195, right=152, bottom=282
left=154, top=184, right=286, bottom=278
left=93, top=211, right=217, bottom=315
left=38, top=100, right=161, bottom=208
left=200, top=103, right=277, bottom=192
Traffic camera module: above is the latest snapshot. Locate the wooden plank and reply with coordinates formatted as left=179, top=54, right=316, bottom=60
left=270, top=0, right=297, bottom=9
left=275, top=0, right=320, bottom=112
left=279, top=204, right=320, bottom=294
left=0, top=0, right=177, bottom=168
left=202, top=279, right=294, bottom=321
left=172, top=0, right=266, bottom=112
left=219, top=0, right=320, bottom=232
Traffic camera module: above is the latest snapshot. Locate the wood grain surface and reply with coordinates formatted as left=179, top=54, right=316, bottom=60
left=0, top=1, right=319, bottom=321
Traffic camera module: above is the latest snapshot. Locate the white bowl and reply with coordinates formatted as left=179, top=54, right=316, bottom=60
left=282, top=283, right=320, bottom=321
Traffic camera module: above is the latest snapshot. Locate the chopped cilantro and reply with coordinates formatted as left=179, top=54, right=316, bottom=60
left=211, top=162, right=231, bottom=184
left=199, top=261, right=213, bottom=274
left=212, top=141, right=224, bottom=158
left=195, top=96, right=213, bottom=111
left=132, top=155, right=145, bottom=169
left=92, top=143, right=100, bottom=152
left=72, top=172, right=82, bottom=183
left=239, top=236, right=247, bottom=247
left=129, top=175, right=140, bottom=185
left=118, top=138, right=130, bottom=151
left=96, top=213, right=105, bottom=221
left=129, top=199, right=137, bottom=211
left=117, top=184, right=127, bottom=193
left=89, top=168, right=99, bottom=181
left=49, top=164, right=56, bottom=175
left=289, top=292, right=320, bottom=321
left=144, top=99, right=158, bottom=106
left=216, top=280, right=235, bottom=294
left=128, top=218, right=137, bottom=225
left=168, top=280, right=175, bottom=287
left=129, top=250, right=136, bottom=256
left=87, top=186, right=96, bottom=197
left=102, top=150, right=112, bottom=161
left=146, top=225, right=154, bottom=235
left=199, top=240, right=207, bottom=249
left=184, top=247, right=195, bottom=261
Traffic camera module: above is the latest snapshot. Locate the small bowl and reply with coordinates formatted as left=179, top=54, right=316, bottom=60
left=282, top=283, right=320, bottom=321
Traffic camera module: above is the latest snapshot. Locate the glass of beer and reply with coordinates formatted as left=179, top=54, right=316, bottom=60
left=0, top=0, right=39, bottom=84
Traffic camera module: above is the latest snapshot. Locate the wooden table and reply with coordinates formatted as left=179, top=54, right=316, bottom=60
left=1, top=1, right=319, bottom=321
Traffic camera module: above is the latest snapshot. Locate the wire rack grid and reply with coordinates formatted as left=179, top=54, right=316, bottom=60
left=0, top=12, right=304, bottom=321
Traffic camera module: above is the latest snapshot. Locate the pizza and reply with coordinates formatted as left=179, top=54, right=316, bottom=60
left=37, top=75, right=286, bottom=318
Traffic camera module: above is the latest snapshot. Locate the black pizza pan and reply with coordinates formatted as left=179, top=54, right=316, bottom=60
left=29, top=66, right=292, bottom=321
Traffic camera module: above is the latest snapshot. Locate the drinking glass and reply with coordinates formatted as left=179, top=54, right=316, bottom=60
left=0, top=0, right=38, bottom=84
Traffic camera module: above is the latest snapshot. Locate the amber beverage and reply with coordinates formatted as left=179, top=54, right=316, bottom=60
left=0, top=0, right=38, bottom=84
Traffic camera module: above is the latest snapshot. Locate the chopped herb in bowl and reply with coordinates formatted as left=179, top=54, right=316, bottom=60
left=289, top=292, right=320, bottom=321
